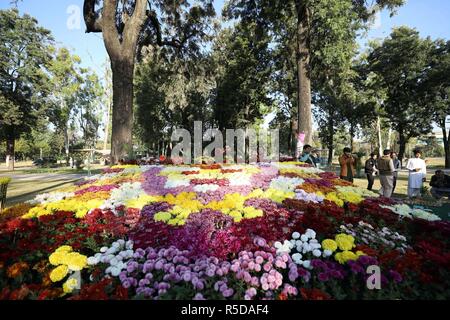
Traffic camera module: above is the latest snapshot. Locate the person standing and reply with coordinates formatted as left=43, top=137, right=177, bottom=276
left=377, top=149, right=395, bottom=197
left=406, top=149, right=427, bottom=198
left=390, top=151, right=400, bottom=196
left=364, top=152, right=378, bottom=190
left=339, top=147, right=356, bottom=183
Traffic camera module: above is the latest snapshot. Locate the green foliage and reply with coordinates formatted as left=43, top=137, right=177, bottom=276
left=0, top=177, right=11, bottom=185
left=0, top=9, right=53, bottom=145
left=367, top=27, right=435, bottom=158
left=213, top=22, right=273, bottom=130
left=134, top=45, right=215, bottom=149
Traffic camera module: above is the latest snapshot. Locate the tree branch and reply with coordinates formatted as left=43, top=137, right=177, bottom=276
left=123, top=0, right=147, bottom=54
left=83, top=0, right=102, bottom=33
left=102, top=0, right=122, bottom=59
left=141, top=10, right=182, bottom=48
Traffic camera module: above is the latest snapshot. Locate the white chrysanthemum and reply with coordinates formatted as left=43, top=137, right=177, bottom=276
left=28, top=191, right=75, bottom=205
left=269, top=176, right=304, bottom=193
left=305, top=229, right=316, bottom=239
left=323, top=250, right=333, bottom=257
left=292, top=253, right=302, bottom=262
left=228, top=173, right=251, bottom=186
left=292, top=232, right=300, bottom=240
left=87, top=256, right=99, bottom=265
left=312, top=249, right=322, bottom=257
left=164, top=178, right=190, bottom=188
left=381, top=204, right=440, bottom=221
left=193, top=184, right=220, bottom=193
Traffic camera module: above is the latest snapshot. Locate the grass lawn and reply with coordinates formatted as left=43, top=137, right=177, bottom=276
left=4, top=177, right=81, bottom=207
left=1, top=164, right=107, bottom=207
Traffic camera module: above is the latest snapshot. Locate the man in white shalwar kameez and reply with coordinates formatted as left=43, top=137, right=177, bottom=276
left=406, top=150, right=427, bottom=198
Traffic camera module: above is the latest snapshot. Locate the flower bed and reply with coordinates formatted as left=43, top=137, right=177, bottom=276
left=0, top=162, right=448, bottom=300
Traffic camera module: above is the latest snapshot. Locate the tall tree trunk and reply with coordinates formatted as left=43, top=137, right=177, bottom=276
left=376, top=116, right=383, bottom=156
left=103, top=101, right=111, bottom=151
left=110, top=60, right=134, bottom=164
left=5, top=137, right=14, bottom=171
left=398, top=129, right=406, bottom=166
left=288, top=118, right=294, bottom=155
left=296, top=3, right=312, bottom=145
left=349, top=123, right=355, bottom=151
left=327, top=145, right=333, bottom=166
left=64, top=125, right=70, bottom=166
left=386, top=127, right=392, bottom=150
left=441, top=121, right=450, bottom=168
left=327, top=116, right=334, bottom=165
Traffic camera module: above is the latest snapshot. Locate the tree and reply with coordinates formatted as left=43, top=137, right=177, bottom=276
left=313, top=87, right=344, bottom=164
left=0, top=9, right=53, bottom=170
left=212, top=22, right=273, bottom=131
left=83, top=0, right=215, bottom=163
left=75, top=71, right=103, bottom=149
left=225, top=0, right=404, bottom=145
left=101, top=59, right=113, bottom=151
left=134, top=44, right=215, bottom=156
left=368, top=27, right=434, bottom=161
left=47, top=47, right=84, bottom=164
left=422, top=40, right=450, bottom=167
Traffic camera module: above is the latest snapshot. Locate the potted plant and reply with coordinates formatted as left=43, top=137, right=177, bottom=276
left=0, top=177, right=11, bottom=212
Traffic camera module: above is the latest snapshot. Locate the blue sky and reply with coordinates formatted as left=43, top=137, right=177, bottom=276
left=0, top=0, right=225, bottom=77
left=1, top=0, right=449, bottom=78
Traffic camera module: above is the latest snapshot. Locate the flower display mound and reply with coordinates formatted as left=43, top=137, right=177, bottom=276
left=0, top=162, right=449, bottom=300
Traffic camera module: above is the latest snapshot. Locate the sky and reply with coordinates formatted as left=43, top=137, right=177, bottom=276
left=0, top=0, right=226, bottom=77
left=1, top=0, right=449, bottom=77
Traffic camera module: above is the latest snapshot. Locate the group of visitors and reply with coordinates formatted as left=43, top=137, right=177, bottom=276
left=364, top=149, right=427, bottom=198
left=299, top=144, right=450, bottom=200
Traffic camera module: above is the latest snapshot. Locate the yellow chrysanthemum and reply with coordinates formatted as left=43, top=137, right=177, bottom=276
left=337, top=191, right=363, bottom=204
left=262, top=188, right=295, bottom=203
left=335, top=250, right=358, bottom=264
left=50, top=265, right=69, bottom=282
left=335, top=234, right=355, bottom=251
left=64, top=252, right=87, bottom=271
left=111, top=164, right=138, bottom=169
left=321, top=239, right=338, bottom=252
left=325, top=192, right=344, bottom=207
left=242, top=207, right=263, bottom=219
left=154, top=211, right=172, bottom=222
left=55, top=245, right=73, bottom=253
left=125, top=194, right=158, bottom=209
left=247, top=188, right=264, bottom=198
left=49, top=251, right=66, bottom=266
left=62, top=278, right=79, bottom=294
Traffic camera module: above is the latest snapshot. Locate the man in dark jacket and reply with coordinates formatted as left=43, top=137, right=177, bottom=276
left=364, top=152, right=378, bottom=191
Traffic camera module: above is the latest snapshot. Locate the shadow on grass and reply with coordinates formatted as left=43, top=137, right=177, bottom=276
left=21, top=168, right=104, bottom=175
left=5, top=178, right=82, bottom=206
